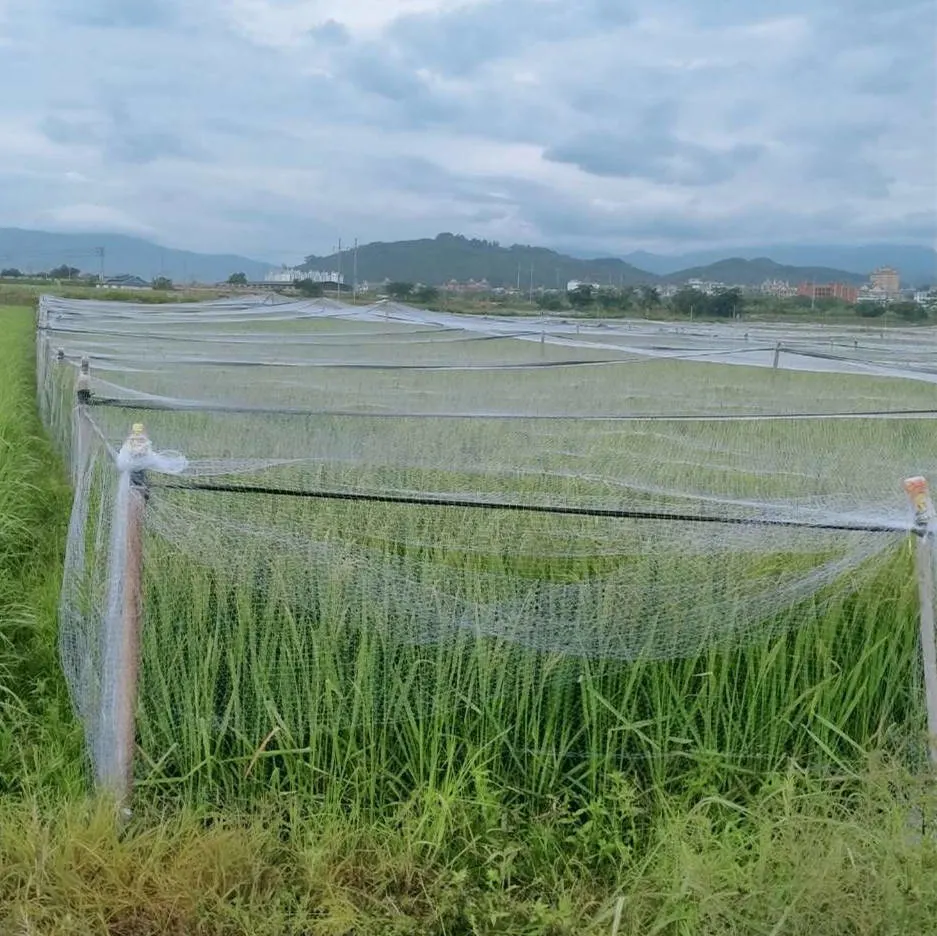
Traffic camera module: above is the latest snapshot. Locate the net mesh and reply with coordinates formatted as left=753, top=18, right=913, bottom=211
left=38, top=294, right=934, bottom=789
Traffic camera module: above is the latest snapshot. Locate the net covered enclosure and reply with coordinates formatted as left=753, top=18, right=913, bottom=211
left=37, top=293, right=937, bottom=804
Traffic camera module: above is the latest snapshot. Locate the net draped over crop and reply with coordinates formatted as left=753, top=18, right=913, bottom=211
left=37, top=294, right=935, bottom=784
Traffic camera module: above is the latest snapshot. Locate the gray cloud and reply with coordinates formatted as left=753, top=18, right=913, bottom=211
left=49, top=0, right=177, bottom=28
left=309, top=19, right=350, bottom=45
left=545, top=132, right=764, bottom=185
left=41, top=102, right=199, bottom=164
left=343, top=48, right=429, bottom=102
left=544, top=102, right=764, bottom=184
left=386, top=0, right=636, bottom=77
left=41, top=115, right=98, bottom=147
left=0, top=0, right=931, bottom=259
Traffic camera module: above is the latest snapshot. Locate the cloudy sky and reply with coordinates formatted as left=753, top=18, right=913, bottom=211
left=0, top=0, right=933, bottom=262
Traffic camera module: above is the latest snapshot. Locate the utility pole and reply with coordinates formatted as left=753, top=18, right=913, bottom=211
left=95, top=246, right=105, bottom=283
left=528, top=264, right=534, bottom=304
left=516, top=263, right=521, bottom=293
left=353, top=237, right=358, bottom=302
left=337, top=237, right=342, bottom=299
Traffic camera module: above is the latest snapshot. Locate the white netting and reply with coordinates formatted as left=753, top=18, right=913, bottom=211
left=38, top=294, right=935, bottom=787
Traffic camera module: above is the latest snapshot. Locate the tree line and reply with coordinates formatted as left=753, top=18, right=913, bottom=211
left=2, top=265, right=81, bottom=280
left=0, top=266, right=177, bottom=290
left=536, top=284, right=742, bottom=318
left=539, top=285, right=930, bottom=321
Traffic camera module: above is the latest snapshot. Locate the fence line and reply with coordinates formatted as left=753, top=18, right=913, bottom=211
left=86, top=395, right=937, bottom=423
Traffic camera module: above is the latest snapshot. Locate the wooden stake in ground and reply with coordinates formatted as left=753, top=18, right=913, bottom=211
left=75, top=356, right=92, bottom=482
left=903, top=476, right=937, bottom=766
left=98, top=423, right=149, bottom=808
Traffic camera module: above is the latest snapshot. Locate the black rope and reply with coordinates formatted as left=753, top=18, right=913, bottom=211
left=80, top=356, right=628, bottom=371
left=153, top=479, right=905, bottom=535
left=88, top=396, right=937, bottom=422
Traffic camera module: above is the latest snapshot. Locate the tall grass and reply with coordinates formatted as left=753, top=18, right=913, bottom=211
left=4, top=759, right=937, bottom=934
left=134, top=540, right=923, bottom=810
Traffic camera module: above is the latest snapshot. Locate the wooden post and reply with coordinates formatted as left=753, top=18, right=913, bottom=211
left=75, top=357, right=92, bottom=482
left=98, top=424, right=149, bottom=808
left=117, top=446, right=147, bottom=801
left=904, top=476, right=937, bottom=767
left=77, top=355, right=91, bottom=403
left=44, top=348, right=65, bottom=428
left=772, top=342, right=781, bottom=369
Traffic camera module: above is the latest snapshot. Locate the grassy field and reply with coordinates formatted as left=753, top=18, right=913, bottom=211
left=0, top=281, right=226, bottom=309
left=5, top=301, right=937, bottom=932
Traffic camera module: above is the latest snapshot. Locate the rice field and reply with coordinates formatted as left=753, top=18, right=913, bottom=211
left=37, top=295, right=936, bottom=815
left=7, top=300, right=937, bottom=933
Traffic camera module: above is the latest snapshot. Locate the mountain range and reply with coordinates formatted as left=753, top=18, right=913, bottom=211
left=621, top=244, right=937, bottom=284
left=0, top=228, right=274, bottom=284
left=300, top=233, right=653, bottom=289
left=657, top=257, right=871, bottom=287
left=1, top=227, right=934, bottom=289
left=300, top=233, right=933, bottom=288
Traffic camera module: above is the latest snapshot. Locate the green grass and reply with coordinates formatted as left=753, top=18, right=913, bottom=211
left=3, top=764, right=937, bottom=935
left=0, top=283, right=225, bottom=309
left=5, top=301, right=937, bottom=932
left=0, top=306, right=83, bottom=797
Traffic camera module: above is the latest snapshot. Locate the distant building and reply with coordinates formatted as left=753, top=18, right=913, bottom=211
left=870, top=266, right=900, bottom=294
left=684, top=278, right=727, bottom=296
left=856, top=287, right=890, bottom=305
left=264, top=268, right=295, bottom=283
left=796, top=282, right=859, bottom=304
left=566, top=280, right=601, bottom=292
left=443, top=278, right=492, bottom=293
left=98, top=274, right=149, bottom=290
left=761, top=279, right=798, bottom=298
left=264, top=267, right=344, bottom=285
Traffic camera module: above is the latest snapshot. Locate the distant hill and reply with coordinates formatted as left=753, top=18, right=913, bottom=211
left=661, top=257, right=868, bottom=287
left=624, top=244, right=937, bottom=285
left=299, top=232, right=657, bottom=289
left=0, top=228, right=274, bottom=284
left=300, top=234, right=870, bottom=290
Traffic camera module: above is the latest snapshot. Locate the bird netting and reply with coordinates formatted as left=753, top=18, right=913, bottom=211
left=37, top=293, right=935, bottom=793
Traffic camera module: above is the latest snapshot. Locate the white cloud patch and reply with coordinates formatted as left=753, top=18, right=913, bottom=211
left=0, top=0, right=932, bottom=260
left=41, top=203, right=156, bottom=234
